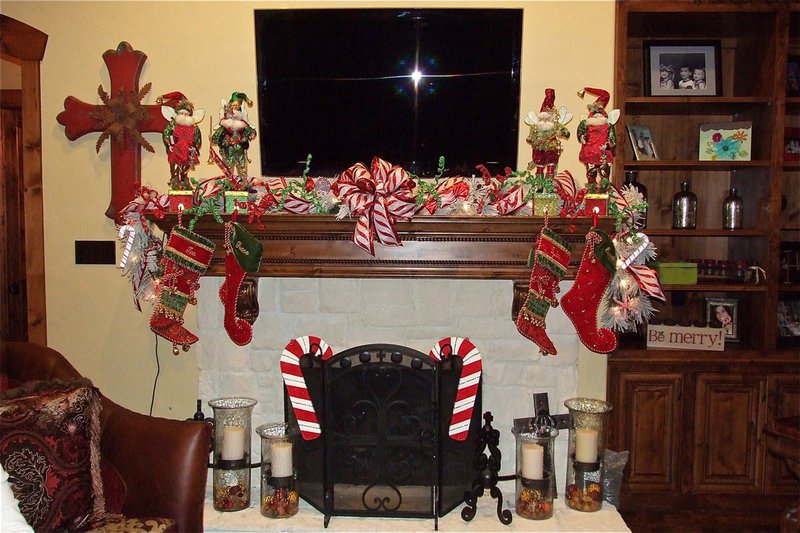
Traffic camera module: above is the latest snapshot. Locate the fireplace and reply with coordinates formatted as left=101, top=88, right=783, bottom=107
left=282, top=341, right=482, bottom=526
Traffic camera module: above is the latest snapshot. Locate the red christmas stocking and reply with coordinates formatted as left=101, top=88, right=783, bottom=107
left=150, top=226, right=215, bottom=354
left=560, top=228, right=618, bottom=353
left=515, top=227, right=572, bottom=355
left=220, top=222, right=263, bottom=346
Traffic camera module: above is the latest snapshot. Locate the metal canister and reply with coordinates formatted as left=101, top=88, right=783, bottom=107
left=672, top=181, right=697, bottom=229
left=722, top=187, right=743, bottom=230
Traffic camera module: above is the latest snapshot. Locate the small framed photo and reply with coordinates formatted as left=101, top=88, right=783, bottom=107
left=785, top=127, right=800, bottom=163
left=699, top=121, right=752, bottom=161
left=644, top=40, right=721, bottom=96
left=705, top=297, right=739, bottom=342
left=627, top=124, right=659, bottom=160
left=788, top=55, right=800, bottom=97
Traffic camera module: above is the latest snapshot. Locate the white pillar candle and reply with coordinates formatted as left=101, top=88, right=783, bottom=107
left=520, top=443, right=544, bottom=480
left=575, top=428, right=599, bottom=463
left=271, top=440, right=293, bottom=478
left=221, top=426, right=245, bottom=461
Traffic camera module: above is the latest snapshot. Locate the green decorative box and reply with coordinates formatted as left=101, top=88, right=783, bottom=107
left=653, top=262, right=697, bottom=285
left=533, top=192, right=558, bottom=217
left=224, top=191, right=249, bottom=214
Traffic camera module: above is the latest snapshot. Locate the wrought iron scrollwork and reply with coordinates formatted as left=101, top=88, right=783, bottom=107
left=461, top=411, right=513, bottom=525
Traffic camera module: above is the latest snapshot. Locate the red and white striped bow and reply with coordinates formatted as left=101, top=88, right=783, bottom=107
left=332, top=157, right=416, bottom=255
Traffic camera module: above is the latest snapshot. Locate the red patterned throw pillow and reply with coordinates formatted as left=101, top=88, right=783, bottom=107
left=0, top=379, right=106, bottom=532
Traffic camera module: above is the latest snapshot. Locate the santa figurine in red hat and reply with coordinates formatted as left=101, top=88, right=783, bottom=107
left=525, top=88, right=572, bottom=180
left=158, top=92, right=204, bottom=190
left=576, top=87, right=618, bottom=189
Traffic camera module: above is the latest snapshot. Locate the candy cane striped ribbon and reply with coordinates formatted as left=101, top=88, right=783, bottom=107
left=280, top=336, right=333, bottom=440
left=332, top=157, right=416, bottom=255
left=429, top=337, right=482, bottom=441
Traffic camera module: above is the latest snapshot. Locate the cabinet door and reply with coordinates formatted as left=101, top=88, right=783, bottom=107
left=765, top=374, right=800, bottom=493
left=693, top=373, right=765, bottom=493
left=613, top=370, right=683, bottom=493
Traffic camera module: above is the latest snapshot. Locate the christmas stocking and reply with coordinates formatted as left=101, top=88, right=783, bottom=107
left=220, top=222, right=263, bottom=345
left=150, top=226, right=215, bottom=354
left=560, top=228, right=618, bottom=353
left=515, top=227, right=572, bottom=355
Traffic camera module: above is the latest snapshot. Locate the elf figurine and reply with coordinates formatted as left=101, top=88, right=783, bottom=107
left=576, top=87, right=618, bottom=190
left=525, top=88, right=571, bottom=181
left=158, top=92, right=204, bottom=190
left=211, top=92, right=257, bottom=178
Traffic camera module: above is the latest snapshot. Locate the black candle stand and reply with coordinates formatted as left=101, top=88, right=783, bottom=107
left=461, top=411, right=515, bottom=525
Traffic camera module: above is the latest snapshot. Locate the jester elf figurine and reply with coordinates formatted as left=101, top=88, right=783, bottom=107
left=525, top=88, right=571, bottom=181
left=158, top=91, right=204, bottom=190
left=576, top=87, right=618, bottom=191
left=211, top=92, right=257, bottom=178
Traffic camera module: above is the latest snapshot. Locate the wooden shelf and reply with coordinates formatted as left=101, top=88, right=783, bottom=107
left=625, top=96, right=772, bottom=115
left=624, top=160, right=770, bottom=170
left=149, top=214, right=613, bottom=281
left=778, top=284, right=800, bottom=293
left=660, top=283, right=767, bottom=292
left=644, top=228, right=768, bottom=237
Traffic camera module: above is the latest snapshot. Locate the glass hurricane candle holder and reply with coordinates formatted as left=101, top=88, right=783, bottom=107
left=513, top=425, right=558, bottom=520
left=564, top=397, right=613, bottom=512
left=209, top=397, right=257, bottom=511
left=257, top=423, right=300, bottom=518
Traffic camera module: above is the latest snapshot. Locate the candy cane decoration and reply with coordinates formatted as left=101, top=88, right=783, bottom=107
left=118, top=224, right=136, bottom=268
left=280, top=336, right=333, bottom=440
left=429, top=337, right=482, bottom=441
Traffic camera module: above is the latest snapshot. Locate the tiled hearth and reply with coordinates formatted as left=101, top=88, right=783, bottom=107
left=197, top=277, right=578, bottom=490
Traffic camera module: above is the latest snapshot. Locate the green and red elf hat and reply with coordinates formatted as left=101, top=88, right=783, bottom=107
left=229, top=92, right=253, bottom=107
left=578, top=87, right=609, bottom=117
left=157, top=91, right=194, bottom=113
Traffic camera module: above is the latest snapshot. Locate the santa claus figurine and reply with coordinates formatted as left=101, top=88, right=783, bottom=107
left=158, top=92, right=204, bottom=190
left=211, top=92, right=257, bottom=178
left=577, top=87, right=618, bottom=189
left=526, top=89, right=572, bottom=180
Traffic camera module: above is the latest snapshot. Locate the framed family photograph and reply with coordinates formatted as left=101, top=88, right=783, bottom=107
left=644, top=40, right=721, bottom=96
left=705, top=297, right=739, bottom=342
left=627, top=124, right=659, bottom=160
left=788, top=55, right=800, bottom=97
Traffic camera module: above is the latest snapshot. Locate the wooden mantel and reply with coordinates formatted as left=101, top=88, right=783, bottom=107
left=151, top=214, right=611, bottom=282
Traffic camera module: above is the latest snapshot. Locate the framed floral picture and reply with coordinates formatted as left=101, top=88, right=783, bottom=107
left=644, top=40, right=721, bottom=96
left=699, top=121, right=752, bottom=161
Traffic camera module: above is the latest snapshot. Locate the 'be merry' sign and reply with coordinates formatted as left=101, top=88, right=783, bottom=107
left=646, top=324, right=725, bottom=351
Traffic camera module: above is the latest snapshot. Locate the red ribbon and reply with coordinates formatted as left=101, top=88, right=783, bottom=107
left=118, top=186, right=169, bottom=225
left=331, top=157, right=416, bottom=255
left=417, top=177, right=470, bottom=215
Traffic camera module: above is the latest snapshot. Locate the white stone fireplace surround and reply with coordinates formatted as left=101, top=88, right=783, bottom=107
left=197, top=277, right=578, bottom=491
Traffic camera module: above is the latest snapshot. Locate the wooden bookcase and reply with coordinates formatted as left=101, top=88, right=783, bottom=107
left=608, top=2, right=800, bottom=529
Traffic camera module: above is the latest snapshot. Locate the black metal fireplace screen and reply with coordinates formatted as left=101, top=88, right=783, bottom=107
left=282, top=340, right=482, bottom=526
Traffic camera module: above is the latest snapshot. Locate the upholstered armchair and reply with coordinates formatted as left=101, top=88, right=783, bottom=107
left=0, top=341, right=212, bottom=532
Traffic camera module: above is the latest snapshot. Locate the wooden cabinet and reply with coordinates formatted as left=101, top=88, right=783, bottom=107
left=693, top=372, right=765, bottom=493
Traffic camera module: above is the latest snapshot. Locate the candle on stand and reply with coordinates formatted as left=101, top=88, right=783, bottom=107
left=221, top=426, right=246, bottom=461
left=575, top=428, right=599, bottom=463
left=520, top=443, right=544, bottom=480
left=271, top=440, right=293, bottom=478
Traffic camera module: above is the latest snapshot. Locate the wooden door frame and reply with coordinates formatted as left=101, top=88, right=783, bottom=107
left=1, top=15, right=48, bottom=344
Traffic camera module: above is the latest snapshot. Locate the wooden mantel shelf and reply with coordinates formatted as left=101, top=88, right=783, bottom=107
left=150, top=214, right=612, bottom=282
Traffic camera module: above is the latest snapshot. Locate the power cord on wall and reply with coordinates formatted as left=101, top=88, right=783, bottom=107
left=149, top=334, right=161, bottom=416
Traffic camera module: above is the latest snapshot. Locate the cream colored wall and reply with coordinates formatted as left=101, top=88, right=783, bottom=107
left=0, top=0, right=613, bottom=417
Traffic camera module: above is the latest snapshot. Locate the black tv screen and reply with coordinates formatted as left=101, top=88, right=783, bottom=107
left=254, top=8, right=522, bottom=177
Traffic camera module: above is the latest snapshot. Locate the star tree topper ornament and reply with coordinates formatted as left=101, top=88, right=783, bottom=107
left=577, top=87, right=619, bottom=191
left=211, top=92, right=257, bottom=179
left=158, top=91, right=205, bottom=190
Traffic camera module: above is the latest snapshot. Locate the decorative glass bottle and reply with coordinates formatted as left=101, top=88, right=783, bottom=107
left=624, top=171, right=648, bottom=228
left=722, top=187, right=743, bottom=230
left=209, top=397, right=257, bottom=511
left=564, top=398, right=613, bottom=512
left=672, top=181, right=697, bottom=229
left=513, top=424, right=558, bottom=520
left=257, top=423, right=300, bottom=518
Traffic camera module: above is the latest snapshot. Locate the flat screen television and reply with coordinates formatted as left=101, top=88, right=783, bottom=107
left=254, top=8, right=522, bottom=177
